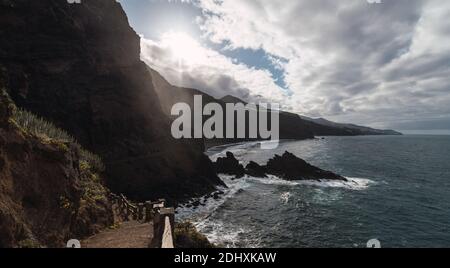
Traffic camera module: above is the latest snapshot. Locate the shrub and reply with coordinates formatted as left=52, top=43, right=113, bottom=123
left=174, top=222, right=215, bottom=248
left=12, top=108, right=75, bottom=143
left=12, top=108, right=105, bottom=173
left=18, top=238, right=41, bottom=249
left=77, top=146, right=105, bottom=173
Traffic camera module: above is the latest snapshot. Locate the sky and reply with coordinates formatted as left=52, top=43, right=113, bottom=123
left=119, top=0, right=450, bottom=133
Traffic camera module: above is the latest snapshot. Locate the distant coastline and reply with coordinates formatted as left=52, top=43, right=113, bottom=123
left=400, top=130, right=450, bottom=135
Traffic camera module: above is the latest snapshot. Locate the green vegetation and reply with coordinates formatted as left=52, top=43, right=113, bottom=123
left=18, top=238, right=41, bottom=249
left=11, top=107, right=105, bottom=173
left=12, top=108, right=74, bottom=142
left=6, top=95, right=109, bottom=210
left=79, top=169, right=109, bottom=205
left=174, top=222, right=215, bottom=248
left=76, top=146, right=105, bottom=174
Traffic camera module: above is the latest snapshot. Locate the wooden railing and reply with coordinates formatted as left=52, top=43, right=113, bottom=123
left=154, top=207, right=175, bottom=248
left=109, top=193, right=175, bottom=248
left=161, top=215, right=174, bottom=248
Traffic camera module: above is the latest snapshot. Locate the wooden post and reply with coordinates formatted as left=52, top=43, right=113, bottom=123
left=161, top=208, right=175, bottom=232
left=137, top=203, right=144, bottom=221
left=118, top=198, right=124, bottom=215
left=150, top=207, right=175, bottom=248
left=153, top=202, right=165, bottom=211
left=124, top=203, right=130, bottom=221
left=131, top=205, right=138, bottom=220
left=161, top=216, right=174, bottom=248
left=144, top=201, right=153, bottom=222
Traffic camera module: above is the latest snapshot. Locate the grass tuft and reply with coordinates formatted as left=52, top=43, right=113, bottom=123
left=12, top=108, right=105, bottom=173
left=12, top=108, right=75, bottom=143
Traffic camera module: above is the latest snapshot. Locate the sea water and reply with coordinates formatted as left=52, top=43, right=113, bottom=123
left=177, top=135, right=450, bottom=248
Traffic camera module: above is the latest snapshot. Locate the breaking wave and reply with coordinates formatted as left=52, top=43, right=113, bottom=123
left=247, top=175, right=375, bottom=191
left=176, top=174, right=374, bottom=247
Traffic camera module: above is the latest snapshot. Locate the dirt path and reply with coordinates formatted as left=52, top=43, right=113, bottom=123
left=82, top=221, right=153, bottom=248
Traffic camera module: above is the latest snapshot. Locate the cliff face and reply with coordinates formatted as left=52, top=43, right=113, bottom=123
left=0, top=88, right=113, bottom=248
left=149, top=69, right=315, bottom=142
left=149, top=69, right=388, bottom=143
left=0, top=0, right=222, bottom=202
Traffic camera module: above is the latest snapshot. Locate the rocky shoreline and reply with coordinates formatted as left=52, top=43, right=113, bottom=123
left=213, top=151, right=347, bottom=182
left=179, top=149, right=348, bottom=211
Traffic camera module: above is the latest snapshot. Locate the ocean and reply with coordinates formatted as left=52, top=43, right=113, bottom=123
left=176, top=135, right=450, bottom=248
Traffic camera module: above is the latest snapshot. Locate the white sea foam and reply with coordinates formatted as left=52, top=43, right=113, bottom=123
left=208, top=141, right=263, bottom=163
left=194, top=219, right=261, bottom=248
left=280, top=191, right=292, bottom=204
left=176, top=173, right=374, bottom=247
left=182, top=141, right=376, bottom=247
left=207, top=141, right=375, bottom=191
left=176, top=175, right=261, bottom=247
left=176, top=175, right=251, bottom=221
left=247, top=175, right=375, bottom=190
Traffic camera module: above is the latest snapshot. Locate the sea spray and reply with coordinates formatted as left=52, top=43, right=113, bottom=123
left=176, top=174, right=375, bottom=247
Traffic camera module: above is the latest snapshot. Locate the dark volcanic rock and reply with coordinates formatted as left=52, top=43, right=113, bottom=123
left=245, top=161, right=267, bottom=178
left=214, top=152, right=246, bottom=178
left=265, top=152, right=347, bottom=181
left=0, top=0, right=223, bottom=202
left=214, top=151, right=345, bottom=182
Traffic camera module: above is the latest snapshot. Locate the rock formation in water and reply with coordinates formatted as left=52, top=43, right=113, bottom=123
left=265, top=152, right=347, bottom=181
left=213, top=152, right=246, bottom=178
left=245, top=161, right=267, bottom=178
left=214, top=151, right=347, bottom=181
left=0, top=0, right=223, bottom=203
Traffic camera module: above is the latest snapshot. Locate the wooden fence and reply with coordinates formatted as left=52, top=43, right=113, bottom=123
left=109, top=193, right=175, bottom=248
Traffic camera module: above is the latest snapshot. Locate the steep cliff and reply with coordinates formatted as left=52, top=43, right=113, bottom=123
left=0, top=0, right=222, bottom=202
left=0, top=87, right=113, bottom=248
left=149, top=68, right=398, bottom=145
left=149, top=69, right=315, bottom=143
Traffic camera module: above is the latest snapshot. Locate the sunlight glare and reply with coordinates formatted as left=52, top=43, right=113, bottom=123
left=162, top=32, right=205, bottom=65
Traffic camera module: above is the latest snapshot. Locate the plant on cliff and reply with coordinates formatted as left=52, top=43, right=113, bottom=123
left=0, top=88, right=113, bottom=246
left=12, top=108, right=75, bottom=142
left=11, top=106, right=110, bottom=227
left=11, top=104, right=107, bottom=204
left=174, top=222, right=215, bottom=248
left=11, top=107, right=105, bottom=173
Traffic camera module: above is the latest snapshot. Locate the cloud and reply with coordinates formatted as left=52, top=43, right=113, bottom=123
left=138, top=0, right=450, bottom=129
left=140, top=32, right=287, bottom=103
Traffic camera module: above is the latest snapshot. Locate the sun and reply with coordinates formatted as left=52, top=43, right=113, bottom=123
left=162, top=32, right=205, bottom=64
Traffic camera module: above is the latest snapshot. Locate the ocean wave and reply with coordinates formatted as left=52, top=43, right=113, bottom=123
left=176, top=173, right=374, bottom=247
left=176, top=175, right=261, bottom=248
left=280, top=191, right=292, bottom=204
left=194, top=219, right=261, bottom=248
left=176, top=175, right=251, bottom=221
left=247, top=175, right=375, bottom=190
left=207, top=141, right=265, bottom=163
left=177, top=174, right=373, bottom=219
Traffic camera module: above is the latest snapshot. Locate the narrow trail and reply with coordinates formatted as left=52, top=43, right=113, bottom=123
left=83, top=221, right=153, bottom=248
left=81, top=195, right=174, bottom=248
